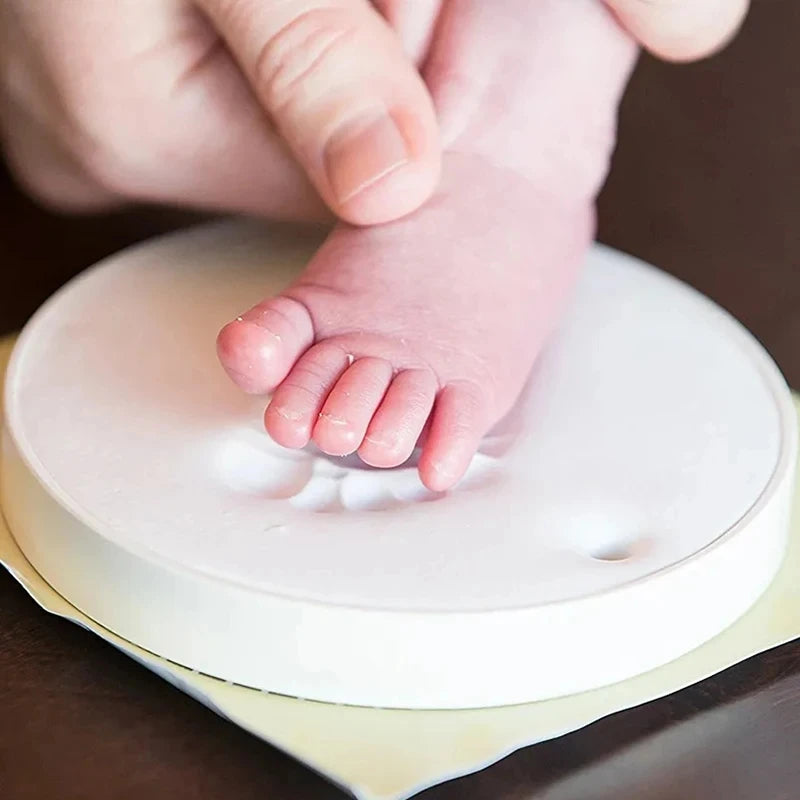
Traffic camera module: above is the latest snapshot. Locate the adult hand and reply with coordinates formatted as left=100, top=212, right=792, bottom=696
left=0, top=0, right=441, bottom=224
left=0, top=0, right=749, bottom=228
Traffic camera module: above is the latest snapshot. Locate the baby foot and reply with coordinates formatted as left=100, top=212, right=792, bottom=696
left=219, top=155, right=590, bottom=490
left=218, top=0, right=637, bottom=491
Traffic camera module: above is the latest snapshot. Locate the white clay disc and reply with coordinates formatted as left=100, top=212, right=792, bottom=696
left=2, top=221, right=796, bottom=709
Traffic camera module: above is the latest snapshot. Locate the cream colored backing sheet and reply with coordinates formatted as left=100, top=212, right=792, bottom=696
left=2, top=334, right=799, bottom=800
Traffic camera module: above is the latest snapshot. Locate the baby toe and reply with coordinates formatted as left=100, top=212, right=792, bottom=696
left=265, top=341, right=351, bottom=448
left=418, top=381, right=490, bottom=492
left=217, top=295, right=314, bottom=394
left=358, top=369, right=437, bottom=468
left=312, top=357, right=394, bottom=456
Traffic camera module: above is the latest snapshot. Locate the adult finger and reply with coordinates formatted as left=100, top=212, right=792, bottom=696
left=197, top=0, right=441, bottom=225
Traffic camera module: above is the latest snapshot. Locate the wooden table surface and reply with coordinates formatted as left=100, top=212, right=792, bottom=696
left=2, top=2, right=800, bottom=797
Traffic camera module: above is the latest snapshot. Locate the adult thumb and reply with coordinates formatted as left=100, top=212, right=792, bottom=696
left=197, top=0, right=441, bottom=225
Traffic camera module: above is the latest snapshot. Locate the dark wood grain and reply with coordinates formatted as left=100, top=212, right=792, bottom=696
left=3, top=1, right=800, bottom=797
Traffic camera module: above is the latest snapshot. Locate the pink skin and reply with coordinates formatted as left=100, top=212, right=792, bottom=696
left=218, top=0, right=638, bottom=491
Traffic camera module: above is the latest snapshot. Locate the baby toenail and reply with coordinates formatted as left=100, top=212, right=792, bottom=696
left=318, top=412, right=348, bottom=427
left=272, top=406, right=304, bottom=421
left=365, top=432, right=398, bottom=451
left=431, top=460, right=455, bottom=477
left=346, top=353, right=355, bottom=366
left=257, top=326, right=281, bottom=342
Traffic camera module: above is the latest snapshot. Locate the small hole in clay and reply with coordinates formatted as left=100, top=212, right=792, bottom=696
left=585, top=535, right=653, bottom=563
left=559, top=509, right=652, bottom=563
left=588, top=545, right=633, bottom=562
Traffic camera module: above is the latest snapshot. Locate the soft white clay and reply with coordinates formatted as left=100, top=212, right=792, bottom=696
left=1, top=221, right=796, bottom=709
